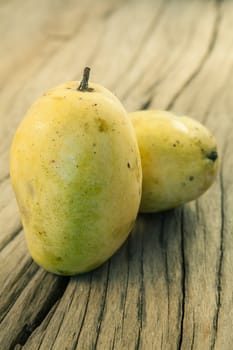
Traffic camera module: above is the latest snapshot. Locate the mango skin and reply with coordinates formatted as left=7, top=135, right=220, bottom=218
left=129, top=110, right=219, bottom=213
left=10, top=81, right=142, bottom=275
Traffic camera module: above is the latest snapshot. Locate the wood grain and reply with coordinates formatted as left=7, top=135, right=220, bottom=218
left=0, top=0, right=232, bottom=349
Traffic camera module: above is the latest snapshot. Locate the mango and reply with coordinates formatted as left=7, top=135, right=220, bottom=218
left=129, top=110, right=219, bottom=213
left=10, top=68, right=142, bottom=275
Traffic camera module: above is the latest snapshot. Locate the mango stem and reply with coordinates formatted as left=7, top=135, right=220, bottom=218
left=78, top=67, right=92, bottom=91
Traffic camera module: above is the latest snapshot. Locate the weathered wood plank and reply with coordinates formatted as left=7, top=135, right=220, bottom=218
left=164, top=0, right=233, bottom=347
left=1, top=0, right=233, bottom=349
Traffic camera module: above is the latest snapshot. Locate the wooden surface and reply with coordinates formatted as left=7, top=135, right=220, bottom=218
left=0, top=0, right=232, bottom=349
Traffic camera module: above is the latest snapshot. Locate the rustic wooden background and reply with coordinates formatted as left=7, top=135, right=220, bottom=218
left=1, top=0, right=233, bottom=349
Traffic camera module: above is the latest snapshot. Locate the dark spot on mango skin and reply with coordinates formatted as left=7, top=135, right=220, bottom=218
left=207, top=150, right=218, bottom=162
left=19, top=204, right=30, bottom=224
left=189, top=176, right=194, bottom=181
left=95, top=118, right=109, bottom=132
left=127, top=162, right=131, bottom=168
left=173, top=140, right=181, bottom=147
left=37, top=230, right=47, bottom=237
left=56, top=257, right=63, bottom=262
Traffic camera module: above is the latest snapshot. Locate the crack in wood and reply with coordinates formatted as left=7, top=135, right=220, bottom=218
left=210, top=141, right=226, bottom=349
left=165, top=250, right=170, bottom=332
left=135, top=232, right=144, bottom=350
left=190, top=311, right=196, bottom=350
left=166, top=0, right=222, bottom=111
left=111, top=326, right=117, bottom=350
left=121, top=240, right=130, bottom=338
left=47, top=290, right=76, bottom=350
left=11, top=276, right=69, bottom=349
left=177, top=208, right=186, bottom=350
left=140, top=97, right=153, bottom=110
left=135, top=327, right=141, bottom=350
left=94, top=261, right=111, bottom=349
left=71, top=274, right=92, bottom=350
left=159, top=213, right=171, bottom=328
left=0, top=259, right=38, bottom=323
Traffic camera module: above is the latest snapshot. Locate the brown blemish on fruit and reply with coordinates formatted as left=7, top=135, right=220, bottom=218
left=56, top=257, right=63, bottom=262
left=20, top=204, right=30, bottom=224
left=37, top=230, right=47, bottom=237
left=95, top=118, right=109, bottom=132
left=127, top=162, right=131, bottom=168
left=84, top=122, right=89, bottom=131
left=93, top=142, right=97, bottom=154
left=189, top=176, right=194, bottom=181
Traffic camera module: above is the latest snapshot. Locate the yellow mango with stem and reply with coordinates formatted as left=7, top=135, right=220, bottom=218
left=10, top=68, right=142, bottom=275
